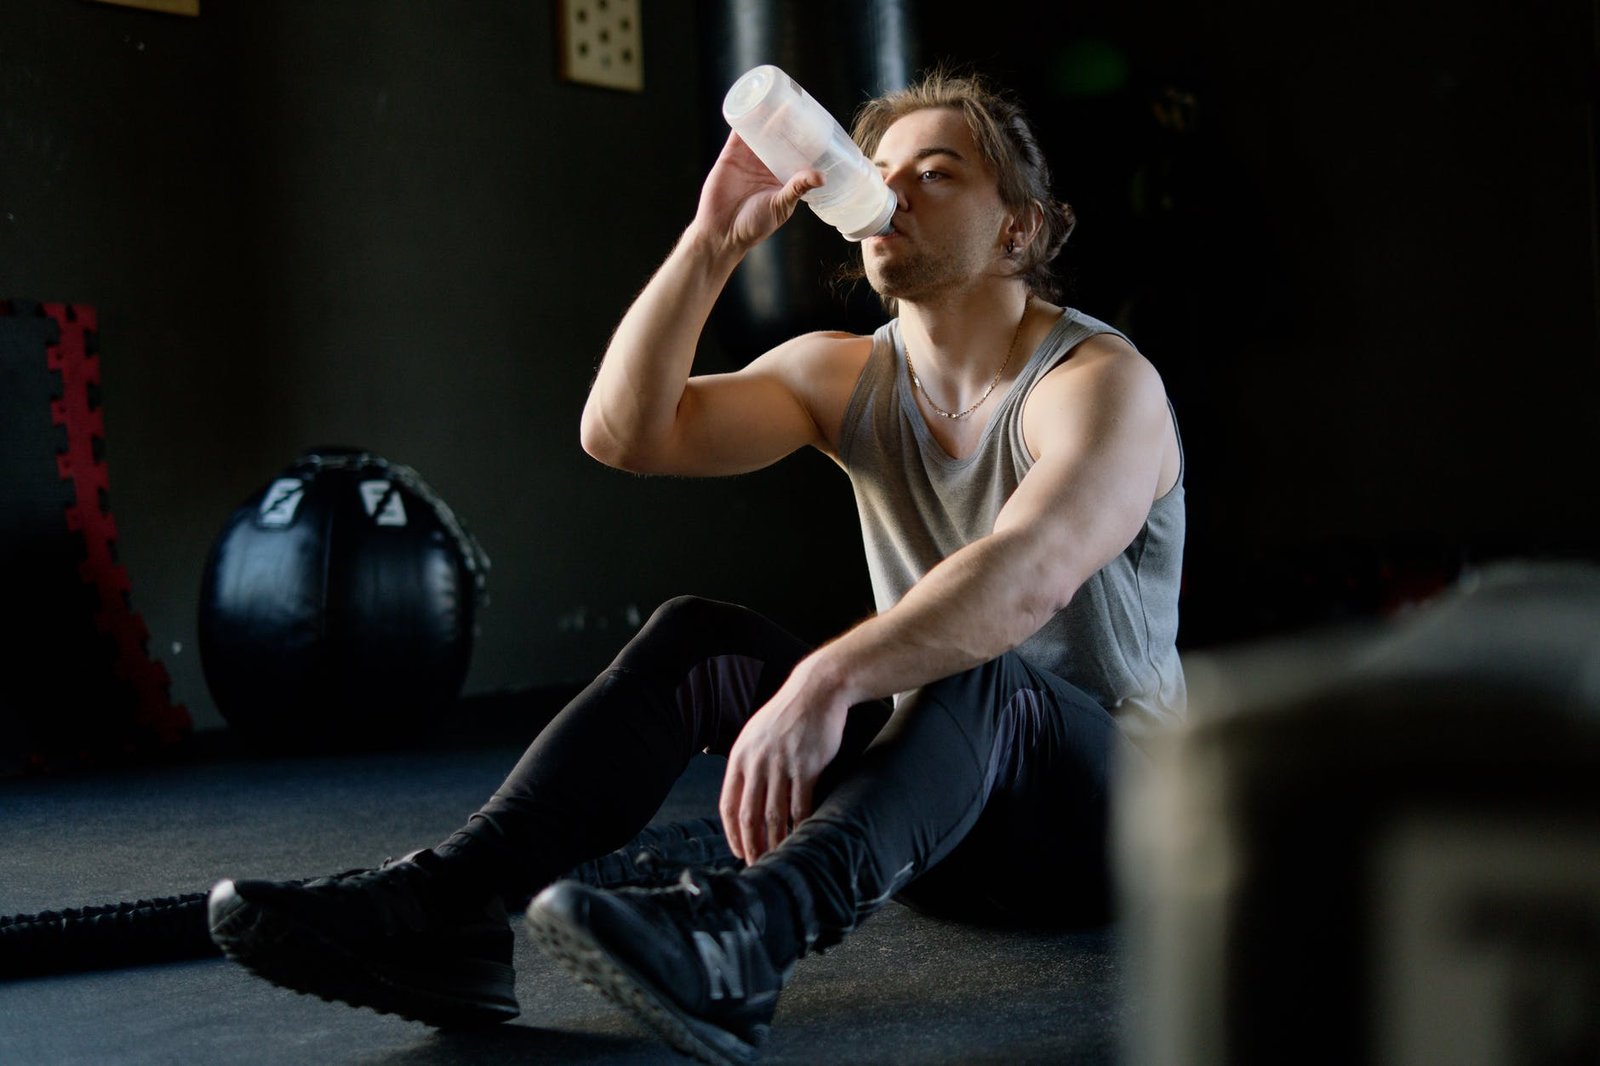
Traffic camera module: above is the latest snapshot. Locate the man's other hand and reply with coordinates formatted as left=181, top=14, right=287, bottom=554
left=718, top=653, right=850, bottom=862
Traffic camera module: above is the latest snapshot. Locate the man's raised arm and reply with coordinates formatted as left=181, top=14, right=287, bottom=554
left=580, top=133, right=834, bottom=478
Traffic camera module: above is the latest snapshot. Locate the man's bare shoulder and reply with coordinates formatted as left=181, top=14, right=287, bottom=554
left=750, top=329, right=876, bottom=402
left=1021, top=329, right=1174, bottom=464
left=1034, top=330, right=1165, bottom=407
left=758, top=329, right=876, bottom=366
left=749, top=330, right=878, bottom=457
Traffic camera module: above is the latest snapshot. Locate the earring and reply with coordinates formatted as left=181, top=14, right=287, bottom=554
left=1005, top=239, right=1017, bottom=256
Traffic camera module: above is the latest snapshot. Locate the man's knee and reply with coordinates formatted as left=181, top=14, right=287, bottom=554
left=612, top=596, right=766, bottom=676
left=642, top=595, right=729, bottom=634
left=624, top=596, right=736, bottom=659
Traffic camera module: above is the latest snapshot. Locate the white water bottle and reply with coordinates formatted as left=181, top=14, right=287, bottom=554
left=721, top=65, right=897, bottom=242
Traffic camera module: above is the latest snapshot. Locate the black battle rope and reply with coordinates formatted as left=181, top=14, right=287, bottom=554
left=1, top=818, right=737, bottom=980
left=1, top=890, right=228, bottom=979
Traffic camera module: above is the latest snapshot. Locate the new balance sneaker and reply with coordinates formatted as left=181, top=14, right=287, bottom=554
left=566, top=816, right=742, bottom=891
left=207, top=850, right=518, bottom=1027
left=527, top=869, right=793, bottom=1066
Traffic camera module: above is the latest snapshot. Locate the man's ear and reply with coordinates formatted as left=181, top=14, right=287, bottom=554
left=1004, top=199, right=1047, bottom=256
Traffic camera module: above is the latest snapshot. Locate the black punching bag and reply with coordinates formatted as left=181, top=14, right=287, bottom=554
left=197, top=447, right=488, bottom=744
left=699, top=0, right=921, bottom=356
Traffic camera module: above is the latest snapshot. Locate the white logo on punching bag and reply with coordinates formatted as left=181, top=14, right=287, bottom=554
left=258, top=478, right=306, bottom=527
left=359, top=480, right=408, bottom=526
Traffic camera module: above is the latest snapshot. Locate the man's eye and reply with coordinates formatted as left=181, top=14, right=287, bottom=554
left=920, top=170, right=944, bottom=181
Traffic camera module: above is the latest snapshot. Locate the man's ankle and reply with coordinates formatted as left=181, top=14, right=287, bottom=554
left=428, top=814, right=536, bottom=906
left=739, top=862, right=812, bottom=967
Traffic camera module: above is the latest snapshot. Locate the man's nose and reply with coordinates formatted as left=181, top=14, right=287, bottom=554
left=881, top=171, right=913, bottom=210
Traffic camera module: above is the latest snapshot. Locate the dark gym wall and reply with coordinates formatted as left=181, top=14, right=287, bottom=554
left=4, top=0, right=1598, bottom=731
left=917, top=0, right=1600, bottom=640
left=1, top=0, right=870, bottom=732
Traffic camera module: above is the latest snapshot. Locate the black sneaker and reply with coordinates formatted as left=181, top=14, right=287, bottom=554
left=526, top=869, right=791, bottom=1066
left=567, top=816, right=742, bottom=891
left=207, top=850, right=518, bottom=1027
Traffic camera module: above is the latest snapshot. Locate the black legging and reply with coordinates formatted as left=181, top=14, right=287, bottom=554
left=434, top=596, right=1130, bottom=946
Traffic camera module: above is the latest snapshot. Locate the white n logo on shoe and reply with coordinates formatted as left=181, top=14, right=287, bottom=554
left=693, top=930, right=746, bottom=1000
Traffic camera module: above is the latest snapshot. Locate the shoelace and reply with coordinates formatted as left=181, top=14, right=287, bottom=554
left=670, top=869, right=756, bottom=928
left=302, top=861, right=433, bottom=934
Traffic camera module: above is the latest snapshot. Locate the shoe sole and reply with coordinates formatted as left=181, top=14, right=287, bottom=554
left=208, top=880, right=518, bottom=1028
left=525, top=897, right=759, bottom=1066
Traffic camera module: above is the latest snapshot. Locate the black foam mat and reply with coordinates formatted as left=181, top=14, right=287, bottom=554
left=0, top=739, right=1125, bottom=1065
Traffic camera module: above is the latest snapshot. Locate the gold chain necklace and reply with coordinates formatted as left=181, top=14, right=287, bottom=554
left=904, top=303, right=1029, bottom=421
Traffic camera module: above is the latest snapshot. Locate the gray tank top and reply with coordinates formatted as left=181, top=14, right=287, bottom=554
left=837, top=308, right=1186, bottom=743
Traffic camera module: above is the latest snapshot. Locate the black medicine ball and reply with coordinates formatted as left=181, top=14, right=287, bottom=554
left=197, top=447, right=489, bottom=743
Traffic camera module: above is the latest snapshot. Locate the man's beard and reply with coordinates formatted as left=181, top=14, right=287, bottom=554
left=864, top=237, right=990, bottom=304
left=865, top=253, right=942, bottom=302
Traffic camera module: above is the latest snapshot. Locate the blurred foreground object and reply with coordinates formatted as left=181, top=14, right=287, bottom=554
left=1120, top=560, right=1600, bottom=1066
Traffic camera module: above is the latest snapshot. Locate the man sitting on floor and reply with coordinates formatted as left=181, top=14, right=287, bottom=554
left=208, top=69, right=1185, bottom=1066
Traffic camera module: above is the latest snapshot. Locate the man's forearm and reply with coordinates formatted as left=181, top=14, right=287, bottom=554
left=714, top=533, right=1062, bottom=862
left=806, top=528, right=1076, bottom=707
left=579, top=226, right=742, bottom=467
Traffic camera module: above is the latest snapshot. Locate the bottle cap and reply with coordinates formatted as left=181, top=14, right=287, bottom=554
left=839, top=188, right=897, bottom=242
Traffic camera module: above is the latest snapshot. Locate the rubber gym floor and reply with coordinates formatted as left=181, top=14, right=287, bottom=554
left=0, top=692, right=1127, bottom=1066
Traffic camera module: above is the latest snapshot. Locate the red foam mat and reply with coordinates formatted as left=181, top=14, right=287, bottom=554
left=1, top=299, right=190, bottom=774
